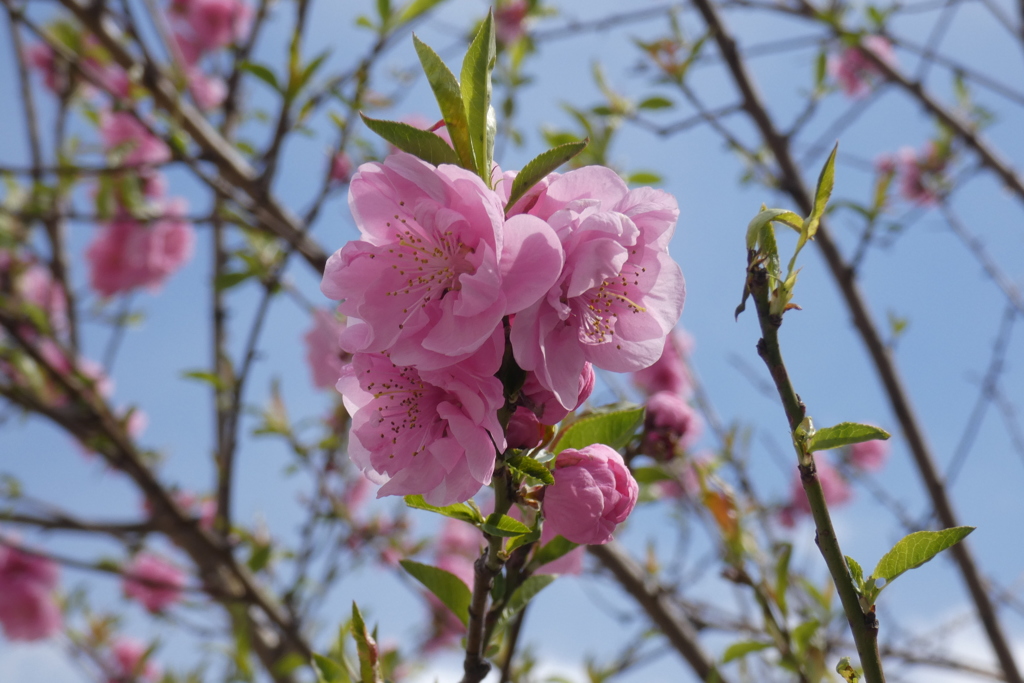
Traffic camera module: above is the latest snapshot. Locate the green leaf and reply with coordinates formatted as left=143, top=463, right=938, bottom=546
left=528, top=535, right=578, bottom=571
left=631, top=466, right=673, bottom=485
left=774, top=542, right=793, bottom=617
left=788, top=143, right=837, bottom=274
left=553, top=405, right=645, bottom=453
left=807, top=422, right=890, bottom=453
left=403, top=495, right=483, bottom=523
left=413, top=35, right=475, bottom=171
left=846, top=555, right=864, bottom=593
left=460, top=11, right=496, bottom=179
left=505, top=526, right=541, bottom=554
left=505, top=140, right=588, bottom=214
left=399, top=560, right=472, bottom=627
left=375, top=0, right=391, bottom=23
left=181, top=370, right=227, bottom=391
left=351, top=603, right=382, bottom=683
left=360, top=114, right=459, bottom=167
left=503, top=575, right=555, bottom=619
left=625, top=171, right=662, bottom=185
left=239, top=61, right=280, bottom=91
left=396, top=0, right=447, bottom=23
left=506, top=453, right=554, bottom=485
left=722, top=640, right=771, bottom=663
left=215, top=270, right=253, bottom=292
left=312, top=654, right=347, bottom=683
left=745, top=208, right=802, bottom=251
left=868, top=527, right=975, bottom=601
left=247, top=544, right=272, bottom=573
left=637, top=96, right=674, bottom=110
left=481, top=513, right=532, bottom=538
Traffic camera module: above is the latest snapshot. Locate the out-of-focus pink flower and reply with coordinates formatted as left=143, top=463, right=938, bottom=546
left=893, top=143, right=945, bottom=205
left=534, top=520, right=584, bottom=576
left=25, top=43, right=63, bottom=93
left=179, top=0, right=252, bottom=52
left=109, top=638, right=160, bottom=683
left=632, top=329, right=692, bottom=398
left=337, top=341, right=506, bottom=505
left=542, top=444, right=639, bottom=545
left=341, top=475, right=372, bottom=516
left=828, top=35, right=896, bottom=98
left=422, top=519, right=477, bottom=652
left=520, top=363, right=594, bottom=426
left=0, top=542, right=62, bottom=641
left=304, top=308, right=349, bottom=389
left=123, top=553, right=185, bottom=613
left=506, top=406, right=544, bottom=449
left=848, top=438, right=889, bottom=472
left=507, top=166, right=685, bottom=410
left=437, top=518, right=483, bottom=560
left=86, top=201, right=195, bottom=298
left=100, top=111, right=171, bottom=168
left=322, top=152, right=563, bottom=370
left=188, top=68, right=226, bottom=110
left=16, top=264, right=68, bottom=331
left=643, top=391, right=701, bottom=459
left=330, top=151, right=353, bottom=184
left=779, top=457, right=852, bottom=527
left=495, top=0, right=529, bottom=45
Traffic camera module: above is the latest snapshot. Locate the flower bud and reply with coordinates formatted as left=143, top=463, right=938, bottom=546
left=542, top=444, right=638, bottom=545
left=643, top=391, right=700, bottom=460
left=506, top=406, right=544, bottom=449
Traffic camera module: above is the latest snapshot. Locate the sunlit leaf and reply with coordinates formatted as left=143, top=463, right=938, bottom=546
left=807, top=423, right=890, bottom=452
left=553, top=405, right=644, bottom=454
left=399, top=560, right=472, bottom=627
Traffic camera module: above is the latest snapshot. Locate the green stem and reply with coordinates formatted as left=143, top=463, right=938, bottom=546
left=748, top=265, right=885, bottom=683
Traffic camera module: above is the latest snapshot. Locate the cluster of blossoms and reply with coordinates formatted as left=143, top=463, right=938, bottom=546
left=168, top=0, right=251, bottom=109
left=86, top=112, right=195, bottom=298
left=828, top=35, right=897, bottom=98
left=877, top=141, right=949, bottom=205
left=779, top=437, right=890, bottom=527
left=632, top=329, right=701, bottom=460
left=122, top=552, right=186, bottom=613
left=320, top=151, right=684, bottom=547
left=0, top=539, right=62, bottom=641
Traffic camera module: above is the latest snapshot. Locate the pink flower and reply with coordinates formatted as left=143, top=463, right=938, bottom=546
left=519, top=363, right=595, bottom=426
left=188, top=68, right=226, bottom=110
left=179, top=0, right=252, bottom=52
left=109, top=638, right=160, bottom=683
left=423, top=519, right=478, bottom=652
left=506, top=406, right=544, bottom=449
left=322, top=153, right=563, bottom=370
left=25, top=43, right=64, bottom=93
left=304, top=308, right=349, bottom=389
left=643, top=391, right=701, bottom=459
left=779, top=457, right=852, bottom=527
left=0, top=543, right=62, bottom=641
left=337, top=340, right=507, bottom=505
left=16, top=264, right=68, bottom=331
left=100, top=111, right=171, bottom=168
left=437, top=518, right=482, bottom=560
left=508, top=166, right=685, bottom=409
left=848, top=438, right=889, bottom=472
left=828, top=35, right=896, bottom=97
left=86, top=201, right=195, bottom=297
left=542, top=444, right=638, bottom=545
left=123, top=553, right=185, bottom=613
left=495, top=0, right=529, bottom=45
left=330, top=152, right=353, bottom=184
left=894, top=143, right=945, bottom=205
left=632, top=328, right=693, bottom=398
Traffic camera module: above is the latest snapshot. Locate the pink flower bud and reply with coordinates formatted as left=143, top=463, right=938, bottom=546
left=542, top=444, right=638, bottom=545
left=643, top=391, right=701, bottom=460
left=632, top=329, right=693, bottom=398
left=0, top=543, right=62, bottom=641
left=330, top=151, right=353, bottom=184
left=506, top=406, right=543, bottom=449
left=123, top=553, right=184, bottom=613
left=109, top=638, right=161, bottom=683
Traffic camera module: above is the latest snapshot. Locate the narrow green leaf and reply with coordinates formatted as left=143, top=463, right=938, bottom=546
left=503, top=575, right=555, bottom=619
left=845, top=555, right=864, bottom=593
left=403, top=494, right=482, bottom=523
left=631, top=466, right=673, bottom=484
left=807, top=422, right=890, bottom=453
left=505, top=526, right=541, bottom=555
left=181, top=370, right=227, bottom=391
left=528, top=535, right=578, bottom=572
left=637, top=96, right=674, bottom=110
left=360, top=114, right=459, bottom=167
left=869, top=527, right=975, bottom=599
left=788, top=143, right=837, bottom=274
left=506, top=453, right=554, bottom=485
left=461, top=11, right=496, bottom=179
left=745, top=208, right=802, bottom=250
left=239, top=61, right=280, bottom=91
left=215, top=270, right=253, bottom=292
left=774, top=543, right=792, bottom=617
left=481, top=513, right=532, bottom=538
left=399, top=560, right=472, bottom=627
left=375, top=0, right=391, bottom=23
left=625, top=171, right=662, bottom=185
left=396, top=0, right=447, bottom=23
left=722, top=640, right=771, bottom=663
left=412, top=35, right=475, bottom=170
left=312, top=654, right=346, bottom=683
left=505, top=140, right=588, bottom=214
left=351, top=603, right=382, bottom=683
left=553, top=405, right=644, bottom=454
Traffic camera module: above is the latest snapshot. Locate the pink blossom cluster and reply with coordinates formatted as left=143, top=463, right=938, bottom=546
left=168, top=0, right=252, bottom=109
left=303, top=307, right=350, bottom=389
left=26, top=34, right=130, bottom=99
left=0, top=541, right=62, bottom=641
left=322, top=153, right=684, bottom=507
left=122, top=552, right=185, bottom=613
left=87, top=112, right=195, bottom=298
left=631, top=329, right=701, bottom=460
left=828, top=36, right=897, bottom=98
left=877, top=142, right=948, bottom=205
